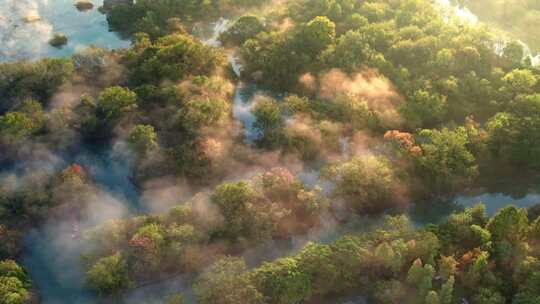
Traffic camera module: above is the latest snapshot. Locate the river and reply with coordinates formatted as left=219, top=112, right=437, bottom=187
left=1, top=2, right=540, bottom=304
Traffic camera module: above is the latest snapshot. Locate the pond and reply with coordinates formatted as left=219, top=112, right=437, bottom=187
left=0, top=0, right=129, bottom=61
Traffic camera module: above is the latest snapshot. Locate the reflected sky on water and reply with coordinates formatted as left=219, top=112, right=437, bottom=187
left=0, top=0, right=129, bottom=61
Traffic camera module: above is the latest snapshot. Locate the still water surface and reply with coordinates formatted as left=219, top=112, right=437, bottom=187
left=0, top=0, right=129, bottom=61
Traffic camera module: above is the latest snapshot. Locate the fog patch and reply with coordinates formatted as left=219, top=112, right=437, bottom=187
left=140, top=177, right=192, bottom=214
left=319, top=69, right=404, bottom=129
left=21, top=181, right=134, bottom=304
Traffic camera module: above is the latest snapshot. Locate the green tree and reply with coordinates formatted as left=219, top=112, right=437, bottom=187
left=16, top=99, right=45, bottom=130
left=321, top=155, right=400, bottom=213
left=502, top=41, right=525, bottom=67
left=0, top=277, right=30, bottom=304
left=328, top=94, right=378, bottom=130
left=180, top=97, right=230, bottom=134
left=221, top=15, right=265, bottom=45
left=374, top=280, right=407, bottom=303
left=462, top=250, right=492, bottom=288
left=0, top=112, right=37, bottom=140
left=373, top=242, right=401, bottom=274
left=530, top=215, right=540, bottom=240
left=438, top=257, right=457, bottom=280
left=486, top=94, right=540, bottom=168
left=437, top=205, right=488, bottom=252
left=401, top=89, right=447, bottom=128
left=86, top=252, right=133, bottom=294
left=0, top=260, right=31, bottom=304
left=406, top=259, right=435, bottom=299
left=415, top=127, right=478, bottom=194
left=302, top=16, right=336, bottom=56
left=130, top=223, right=166, bottom=272
left=499, top=69, right=537, bottom=100
left=194, top=257, right=263, bottom=304
left=0, top=260, right=30, bottom=286
left=128, top=124, right=158, bottom=158
left=96, top=86, right=138, bottom=122
left=322, top=30, right=373, bottom=72
left=250, top=257, right=312, bottom=304
left=211, top=182, right=256, bottom=239
left=425, top=290, right=440, bottom=304
left=0, top=58, right=74, bottom=111
left=514, top=271, right=540, bottom=304
left=472, top=288, right=506, bottom=304
left=127, top=33, right=224, bottom=85
left=253, top=97, right=285, bottom=147
left=439, top=276, right=454, bottom=304
left=486, top=206, right=529, bottom=245
left=296, top=242, right=339, bottom=295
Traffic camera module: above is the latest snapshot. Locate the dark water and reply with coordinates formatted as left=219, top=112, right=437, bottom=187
left=0, top=0, right=129, bottom=61
left=233, top=81, right=260, bottom=142
left=73, top=145, right=142, bottom=210
left=408, top=192, right=540, bottom=226
left=455, top=191, right=540, bottom=215
left=19, top=146, right=142, bottom=304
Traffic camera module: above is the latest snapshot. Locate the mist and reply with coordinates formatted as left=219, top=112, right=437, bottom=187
left=1, top=0, right=540, bottom=303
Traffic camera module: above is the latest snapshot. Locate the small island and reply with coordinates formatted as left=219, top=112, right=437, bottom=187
left=48, top=33, right=68, bottom=48
left=75, top=0, right=94, bottom=11
left=22, top=15, right=41, bottom=23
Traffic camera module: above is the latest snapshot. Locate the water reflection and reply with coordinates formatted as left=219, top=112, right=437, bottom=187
left=410, top=188, right=540, bottom=226
left=22, top=229, right=95, bottom=304
left=233, top=82, right=260, bottom=142
left=455, top=191, right=540, bottom=216
left=0, top=0, right=129, bottom=61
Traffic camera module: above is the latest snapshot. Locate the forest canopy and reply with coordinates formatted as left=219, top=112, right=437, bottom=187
left=1, top=0, right=540, bottom=303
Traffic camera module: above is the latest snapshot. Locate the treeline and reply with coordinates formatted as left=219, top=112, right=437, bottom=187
left=195, top=204, right=540, bottom=304
left=0, top=260, right=32, bottom=304
left=105, top=0, right=267, bottom=39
